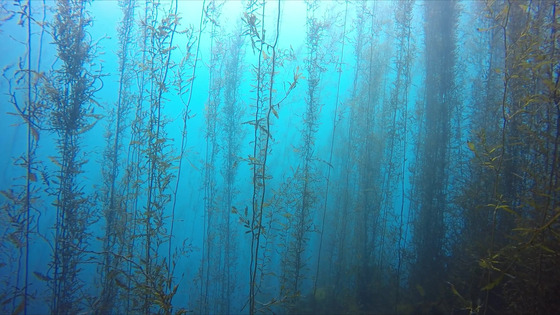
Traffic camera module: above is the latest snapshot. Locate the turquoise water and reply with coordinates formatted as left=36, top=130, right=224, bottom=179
left=0, top=0, right=558, bottom=314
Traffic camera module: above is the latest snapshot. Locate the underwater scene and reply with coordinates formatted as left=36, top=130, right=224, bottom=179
left=1, top=0, right=559, bottom=314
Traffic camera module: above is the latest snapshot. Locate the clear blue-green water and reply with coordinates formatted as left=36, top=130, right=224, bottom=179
left=0, top=1, right=558, bottom=314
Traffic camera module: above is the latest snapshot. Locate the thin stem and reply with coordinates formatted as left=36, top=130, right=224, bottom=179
left=248, top=1, right=267, bottom=313
left=24, top=1, right=32, bottom=314
left=314, top=0, right=348, bottom=298
left=484, top=1, right=510, bottom=313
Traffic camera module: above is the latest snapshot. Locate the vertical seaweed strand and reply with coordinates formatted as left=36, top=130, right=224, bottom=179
left=219, top=24, right=245, bottom=314
left=243, top=1, right=269, bottom=312
left=145, top=0, right=180, bottom=312
left=352, top=2, right=385, bottom=308
left=243, top=0, right=300, bottom=312
left=0, top=1, right=47, bottom=313
left=168, top=0, right=202, bottom=286
left=129, top=0, right=181, bottom=313
left=200, top=1, right=224, bottom=313
left=122, top=0, right=151, bottom=311
left=46, top=0, right=102, bottom=313
left=96, top=0, right=136, bottom=313
left=23, top=2, right=34, bottom=313
left=393, top=0, right=415, bottom=309
left=329, top=0, right=367, bottom=299
left=280, top=1, right=330, bottom=309
left=313, top=0, right=348, bottom=298
left=410, top=0, right=458, bottom=305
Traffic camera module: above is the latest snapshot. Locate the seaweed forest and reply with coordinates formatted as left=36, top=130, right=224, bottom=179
left=1, top=0, right=559, bottom=314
